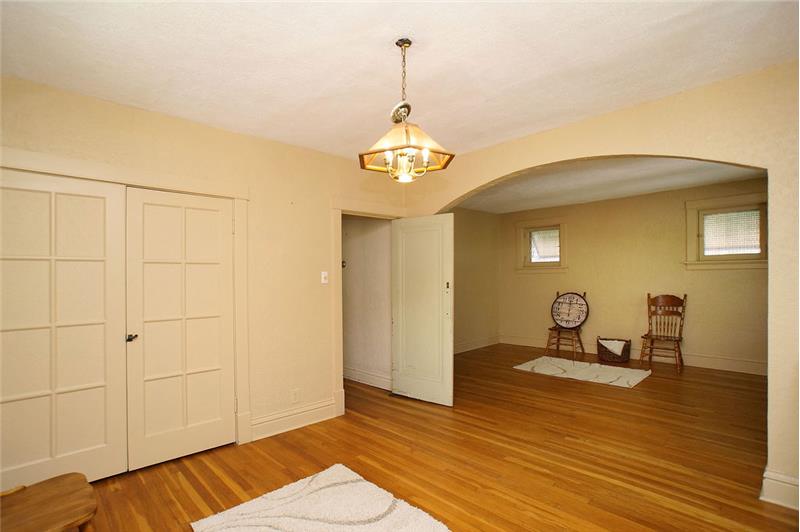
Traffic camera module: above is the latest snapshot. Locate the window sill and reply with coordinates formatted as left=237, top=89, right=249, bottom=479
left=684, top=259, right=767, bottom=271
left=515, top=265, right=569, bottom=274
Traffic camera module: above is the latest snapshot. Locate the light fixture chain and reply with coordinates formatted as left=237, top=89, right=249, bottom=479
left=400, top=44, right=407, bottom=102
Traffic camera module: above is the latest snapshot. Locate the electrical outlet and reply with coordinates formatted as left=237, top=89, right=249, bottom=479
left=291, top=388, right=300, bottom=404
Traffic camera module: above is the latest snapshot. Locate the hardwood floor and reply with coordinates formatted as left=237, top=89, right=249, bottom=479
left=90, top=344, right=797, bottom=531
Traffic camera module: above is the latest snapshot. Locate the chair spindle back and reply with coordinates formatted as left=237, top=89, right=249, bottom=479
left=646, top=293, right=687, bottom=339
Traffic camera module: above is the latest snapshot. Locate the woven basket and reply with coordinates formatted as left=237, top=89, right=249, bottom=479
left=596, top=337, right=631, bottom=363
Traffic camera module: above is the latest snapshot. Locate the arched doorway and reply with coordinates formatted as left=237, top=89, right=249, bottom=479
left=439, top=154, right=792, bottom=510
left=448, top=154, right=767, bottom=368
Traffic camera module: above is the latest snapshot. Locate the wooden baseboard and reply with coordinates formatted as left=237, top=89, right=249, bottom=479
left=454, top=336, right=500, bottom=354
left=250, top=398, right=339, bottom=441
left=761, top=469, right=799, bottom=509
left=679, top=353, right=766, bottom=375
left=343, top=367, right=392, bottom=390
left=236, top=412, right=252, bottom=444
left=334, top=388, right=345, bottom=416
left=497, top=335, right=548, bottom=350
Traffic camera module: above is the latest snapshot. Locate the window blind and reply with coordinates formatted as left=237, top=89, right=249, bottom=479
left=703, top=209, right=760, bottom=256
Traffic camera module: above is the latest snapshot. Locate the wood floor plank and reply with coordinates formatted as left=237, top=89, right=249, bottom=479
left=89, top=345, right=797, bottom=530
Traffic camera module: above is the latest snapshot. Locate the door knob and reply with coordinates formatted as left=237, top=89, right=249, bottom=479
left=126, top=334, right=139, bottom=342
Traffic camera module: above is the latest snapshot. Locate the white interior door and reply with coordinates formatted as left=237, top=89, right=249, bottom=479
left=391, top=213, right=454, bottom=406
left=0, top=169, right=127, bottom=488
left=126, top=188, right=235, bottom=470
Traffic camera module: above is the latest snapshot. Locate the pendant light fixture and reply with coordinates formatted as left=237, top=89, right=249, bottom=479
left=358, top=38, right=454, bottom=183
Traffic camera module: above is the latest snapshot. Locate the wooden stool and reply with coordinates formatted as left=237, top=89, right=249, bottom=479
left=1, top=473, right=97, bottom=532
left=543, top=326, right=585, bottom=360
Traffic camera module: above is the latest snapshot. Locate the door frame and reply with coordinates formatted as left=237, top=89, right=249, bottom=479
left=330, top=199, right=407, bottom=413
left=1, top=154, right=253, bottom=445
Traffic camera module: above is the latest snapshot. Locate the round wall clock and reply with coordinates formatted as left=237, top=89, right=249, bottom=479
left=551, top=292, right=589, bottom=329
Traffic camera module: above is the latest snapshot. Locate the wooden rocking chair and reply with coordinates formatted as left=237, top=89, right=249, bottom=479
left=640, top=293, right=687, bottom=372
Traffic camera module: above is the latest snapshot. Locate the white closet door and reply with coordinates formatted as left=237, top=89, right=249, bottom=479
left=126, top=188, right=235, bottom=470
left=0, top=169, right=127, bottom=488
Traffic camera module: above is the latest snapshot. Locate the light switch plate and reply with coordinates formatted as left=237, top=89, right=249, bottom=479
left=321, top=271, right=329, bottom=284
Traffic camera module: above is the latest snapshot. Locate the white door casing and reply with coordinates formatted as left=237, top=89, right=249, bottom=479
left=126, top=188, right=235, bottom=470
left=0, top=169, right=127, bottom=488
left=391, top=213, right=454, bottom=407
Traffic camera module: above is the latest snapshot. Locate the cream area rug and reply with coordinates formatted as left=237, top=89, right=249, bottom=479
left=192, top=464, right=449, bottom=532
left=514, top=356, right=651, bottom=388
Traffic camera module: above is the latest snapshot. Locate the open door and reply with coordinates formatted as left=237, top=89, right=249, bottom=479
left=391, top=213, right=454, bottom=406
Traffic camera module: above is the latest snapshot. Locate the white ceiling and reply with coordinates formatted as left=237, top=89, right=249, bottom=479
left=456, top=157, right=765, bottom=214
left=1, top=3, right=797, bottom=159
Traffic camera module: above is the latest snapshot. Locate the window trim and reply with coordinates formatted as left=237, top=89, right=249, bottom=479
left=516, top=219, right=567, bottom=272
left=685, top=192, right=767, bottom=270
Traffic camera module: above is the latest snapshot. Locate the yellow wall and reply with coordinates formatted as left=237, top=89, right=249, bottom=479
left=1, top=76, right=404, bottom=438
left=407, top=61, right=798, bottom=507
left=495, top=178, right=767, bottom=374
left=2, top=60, right=796, bottom=506
left=453, top=208, right=500, bottom=353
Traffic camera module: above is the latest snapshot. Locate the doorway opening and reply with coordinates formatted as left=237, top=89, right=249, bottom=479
left=341, top=215, right=392, bottom=391
left=336, top=211, right=455, bottom=407
left=449, top=155, right=767, bottom=375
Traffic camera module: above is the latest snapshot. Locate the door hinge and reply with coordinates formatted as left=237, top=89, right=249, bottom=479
left=232, top=216, right=236, bottom=235
left=234, top=396, right=238, bottom=413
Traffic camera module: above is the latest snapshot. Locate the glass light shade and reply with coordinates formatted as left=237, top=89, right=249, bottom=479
left=358, top=122, right=455, bottom=181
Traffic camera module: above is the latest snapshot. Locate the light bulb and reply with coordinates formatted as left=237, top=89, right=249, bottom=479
left=384, top=150, right=393, bottom=164
left=398, top=153, right=411, bottom=174
left=422, top=148, right=430, bottom=164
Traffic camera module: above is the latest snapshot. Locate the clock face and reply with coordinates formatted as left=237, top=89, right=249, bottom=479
left=551, top=292, right=589, bottom=329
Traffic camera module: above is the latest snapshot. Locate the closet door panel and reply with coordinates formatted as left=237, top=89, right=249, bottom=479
left=126, top=188, right=235, bottom=470
left=0, top=169, right=127, bottom=488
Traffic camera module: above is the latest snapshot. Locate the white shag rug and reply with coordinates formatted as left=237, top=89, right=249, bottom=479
left=191, top=464, right=449, bottom=532
left=514, top=356, right=651, bottom=388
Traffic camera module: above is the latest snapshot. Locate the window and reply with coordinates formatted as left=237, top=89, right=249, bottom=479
left=700, top=207, right=764, bottom=258
left=528, top=227, right=560, bottom=263
left=517, top=221, right=565, bottom=270
left=685, top=192, right=767, bottom=269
